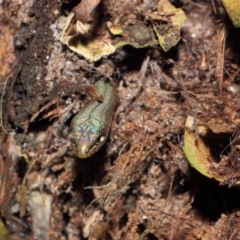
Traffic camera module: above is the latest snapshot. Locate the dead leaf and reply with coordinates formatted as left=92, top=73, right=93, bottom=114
left=154, top=0, right=187, bottom=51
left=60, top=0, right=186, bottom=61
left=183, top=115, right=240, bottom=186
left=183, top=115, right=217, bottom=180
left=72, top=0, right=101, bottom=23
left=222, top=0, right=240, bottom=27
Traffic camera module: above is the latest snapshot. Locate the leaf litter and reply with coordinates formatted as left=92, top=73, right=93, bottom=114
left=1, top=0, right=240, bottom=240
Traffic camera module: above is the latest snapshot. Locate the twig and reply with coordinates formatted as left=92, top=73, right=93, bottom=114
left=0, top=74, right=11, bottom=133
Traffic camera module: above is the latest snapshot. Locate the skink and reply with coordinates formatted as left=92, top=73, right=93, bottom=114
left=69, top=79, right=118, bottom=158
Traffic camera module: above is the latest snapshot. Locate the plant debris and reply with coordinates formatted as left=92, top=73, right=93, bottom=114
left=61, top=0, right=186, bottom=61
left=222, top=0, right=240, bottom=27
left=1, top=0, right=240, bottom=239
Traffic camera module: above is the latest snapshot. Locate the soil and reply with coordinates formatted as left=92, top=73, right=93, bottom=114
left=1, top=0, right=240, bottom=239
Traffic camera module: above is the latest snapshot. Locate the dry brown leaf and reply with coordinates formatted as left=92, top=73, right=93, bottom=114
left=73, top=0, right=101, bottom=23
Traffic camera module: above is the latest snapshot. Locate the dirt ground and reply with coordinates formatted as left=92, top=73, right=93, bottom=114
left=1, top=0, right=240, bottom=239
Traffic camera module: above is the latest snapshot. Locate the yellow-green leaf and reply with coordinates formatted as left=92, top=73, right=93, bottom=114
left=154, top=0, right=186, bottom=51
left=222, top=0, right=240, bottom=27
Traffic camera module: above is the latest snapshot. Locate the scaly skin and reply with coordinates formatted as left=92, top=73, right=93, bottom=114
left=69, top=79, right=118, bottom=158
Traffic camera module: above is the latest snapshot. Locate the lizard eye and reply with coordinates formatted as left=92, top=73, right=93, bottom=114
left=100, top=136, right=105, bottom=142
left=96, top=135, right=105, bottom=144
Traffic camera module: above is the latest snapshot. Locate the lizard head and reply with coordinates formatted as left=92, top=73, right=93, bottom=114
left=69, top=116, right=108, bottom=158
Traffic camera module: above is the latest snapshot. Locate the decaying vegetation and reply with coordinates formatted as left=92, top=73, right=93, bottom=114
left=1, top=0, right=240, bottom=239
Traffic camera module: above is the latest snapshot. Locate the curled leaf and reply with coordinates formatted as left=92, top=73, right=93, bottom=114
left=60, top=13, right=116, bottom=61
left=183, top=115, right=240, bottom=186
left=183, top=116, right=217, bottom=180
left=154, top=1, right=187, bottom=51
